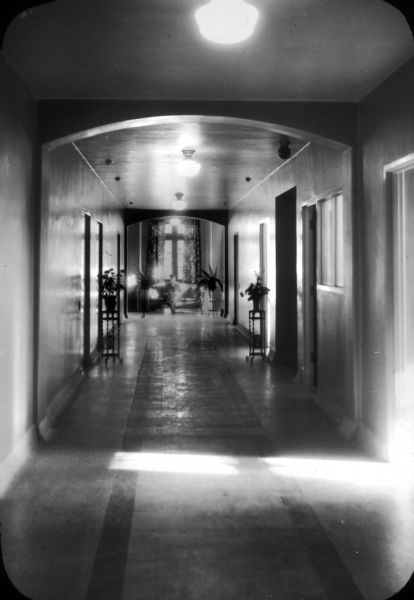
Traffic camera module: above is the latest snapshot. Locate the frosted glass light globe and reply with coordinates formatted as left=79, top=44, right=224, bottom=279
left=172, top=199, right=187, bottom=210
left=195, top=0, right=259, bottom=45
left=177, top=157, right=201, bottom=177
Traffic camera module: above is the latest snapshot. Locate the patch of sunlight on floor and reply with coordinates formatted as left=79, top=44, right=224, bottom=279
left=109, top=451, right=239, bottom=475
left=263, top=456, right=414, bottom=488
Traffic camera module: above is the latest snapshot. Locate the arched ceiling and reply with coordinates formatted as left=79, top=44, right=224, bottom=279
left=73, top=115, right=308, bottom=210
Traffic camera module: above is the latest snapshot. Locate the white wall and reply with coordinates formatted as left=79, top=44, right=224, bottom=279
left=358, top=58, right=414, bottom=457
left=228, top=142, right=355, bottom=422
left=0, top=57, right=37, bottom=492
left=38, top=143, right=124, bottom=429
left=200, top=219, right=224, bottom=284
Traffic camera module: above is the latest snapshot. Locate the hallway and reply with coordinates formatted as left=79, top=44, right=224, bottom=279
left=2, top=315, right=414, bottom=600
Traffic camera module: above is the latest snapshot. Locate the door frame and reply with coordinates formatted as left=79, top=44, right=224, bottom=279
left=82, top=211, right=91, bottom=368
left=275, top=188, right=297, bottom=366
left=233, top=233, right=239, bottom=325
left=385, top=153, right=414, bottom=461
left=259, top=221, right=269, bottom=353
left=302, top=203, right=317, bottom=386
left=97, top=221, right=103, bottom=352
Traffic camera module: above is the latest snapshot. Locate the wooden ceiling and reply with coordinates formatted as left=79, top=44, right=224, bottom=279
left=74, top=116, right=307, bottom=210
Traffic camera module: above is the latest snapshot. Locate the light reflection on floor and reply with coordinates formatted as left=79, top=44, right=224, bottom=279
left=109, top=449, right=414, bottom=490
left=110, top=451, right=239, bottom=475
left=263, top=456, right=414, bottom=487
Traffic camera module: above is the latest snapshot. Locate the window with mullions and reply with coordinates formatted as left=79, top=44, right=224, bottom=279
left=318, top=192, right=344, bottom=287
left=164, top=225, right=185, bottom=280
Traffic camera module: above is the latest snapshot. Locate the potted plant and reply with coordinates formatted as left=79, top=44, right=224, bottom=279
left=198, top=266, right=224, bottom=315
left=198, top=265, right=223, bottom=292
left=241, top=274, right=270, bottom=312
left=138, top=270, right=154, bottom=316
left=100, top=268, right=124, bottom=313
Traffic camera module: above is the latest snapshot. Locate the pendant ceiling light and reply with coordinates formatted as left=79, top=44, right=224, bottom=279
left=177, top=148, right=201, bottom=177
left=195, top=0, right=259, bottom=45
left=172, top=192, right=186, bottom=211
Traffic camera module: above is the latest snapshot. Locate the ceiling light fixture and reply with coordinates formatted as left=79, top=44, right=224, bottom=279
left=172, top=192, right=186, bottom=211
left=195, top=0, right=259, bottom=45
left=178, top=132, right=199, bottom=149
left=278, top=136, right=291, bottom=160
left=177, top=148, right=201, bottom=177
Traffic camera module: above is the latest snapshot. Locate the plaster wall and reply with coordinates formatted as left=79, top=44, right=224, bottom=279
left=200, top=220, right=224, bottom=283
left=228, top=143, right=354, bottom=419
left=358, top=58, right=414, bottom=447
left=0, top=57, right=36, bottom=467
left=38, top=143, right=124, bottom=425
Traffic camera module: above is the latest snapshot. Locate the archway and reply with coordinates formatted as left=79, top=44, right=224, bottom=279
left=127, top=216, right=225, bottom=317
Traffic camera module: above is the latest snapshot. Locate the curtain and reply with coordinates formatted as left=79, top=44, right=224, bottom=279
left=146, top=220, right=166, bottom=282
left=183, top=219, right=201, bottom=283
left=145, top=218, right=200, bottom=283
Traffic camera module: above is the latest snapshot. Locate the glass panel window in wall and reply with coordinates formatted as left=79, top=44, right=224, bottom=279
left=319, top=198, right=333, bottom=285
left=334, top=193, right=344, bottom=287
left=164, top=239, right=173, bottom=279
left=177, top=239, right=184, bottom=280
left=317, top=192, right=344, bottom=288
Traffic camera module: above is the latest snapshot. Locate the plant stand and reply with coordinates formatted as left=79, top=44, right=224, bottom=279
left=209, top=296, right=219, bottom=318
left=101, top=309, right=122, bottom=364
left=246, top=309, right=267, bottom=362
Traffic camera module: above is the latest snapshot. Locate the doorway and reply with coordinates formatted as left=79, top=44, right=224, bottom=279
left=116, top=232, right=121, bottom=325
left=82, top=212, right=91, bottom=367
left=302, top=204, right=317, bottom=386
left=275, top=188, right=298, bottom=367
left=386, top=156, right=414, bottom=461
left=233, top=233, right=239, bottom=324
left=97, top=221, right=103, bottom=351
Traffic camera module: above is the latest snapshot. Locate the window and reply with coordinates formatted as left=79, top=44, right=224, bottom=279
left=163, top=225, right=185, bottom=280
left=164, top=239, right=173, bottom=277
left=318, top=192, right=344, bottom=287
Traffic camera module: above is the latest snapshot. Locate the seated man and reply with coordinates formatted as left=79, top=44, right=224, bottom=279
left=164, top=273, right=181, bottom=314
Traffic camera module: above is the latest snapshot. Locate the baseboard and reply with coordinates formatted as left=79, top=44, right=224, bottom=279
left=82, top=346, right=100, bottom=369
left=89, top=347, right=100, bottom=366
left=0, top=426, right=37, bottom=498
left=313, top=389, right=355, bottom=433
left=313, top=390, right=388, bottom=460
left=0, top=360, right=94, bottom=497
left=235, top=323, right=249, bottom=341
left=355, top=423, right=389, bottom=461
left=38, top=366, right=85, bottom=441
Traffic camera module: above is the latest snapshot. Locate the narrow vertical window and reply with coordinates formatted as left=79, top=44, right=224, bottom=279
left=319, top=198, right=333, bottom=285
left=177, top=239, right=184, bottom=280
left=164, top=239, right=173, bottom=279
left=334, top=193, right=344, bottom=287
left=318, top=191, right=344, bottom=288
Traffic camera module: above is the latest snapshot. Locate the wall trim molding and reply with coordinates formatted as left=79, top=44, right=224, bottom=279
left=313, top=389, right=388, bottom=460
left=38, top=366, right=85, bottom=441
left=0, top=427, right=37, bottom=498
left=354, top=422, right=389, bottom=461
left=0, top=357, right=101, bottom=497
